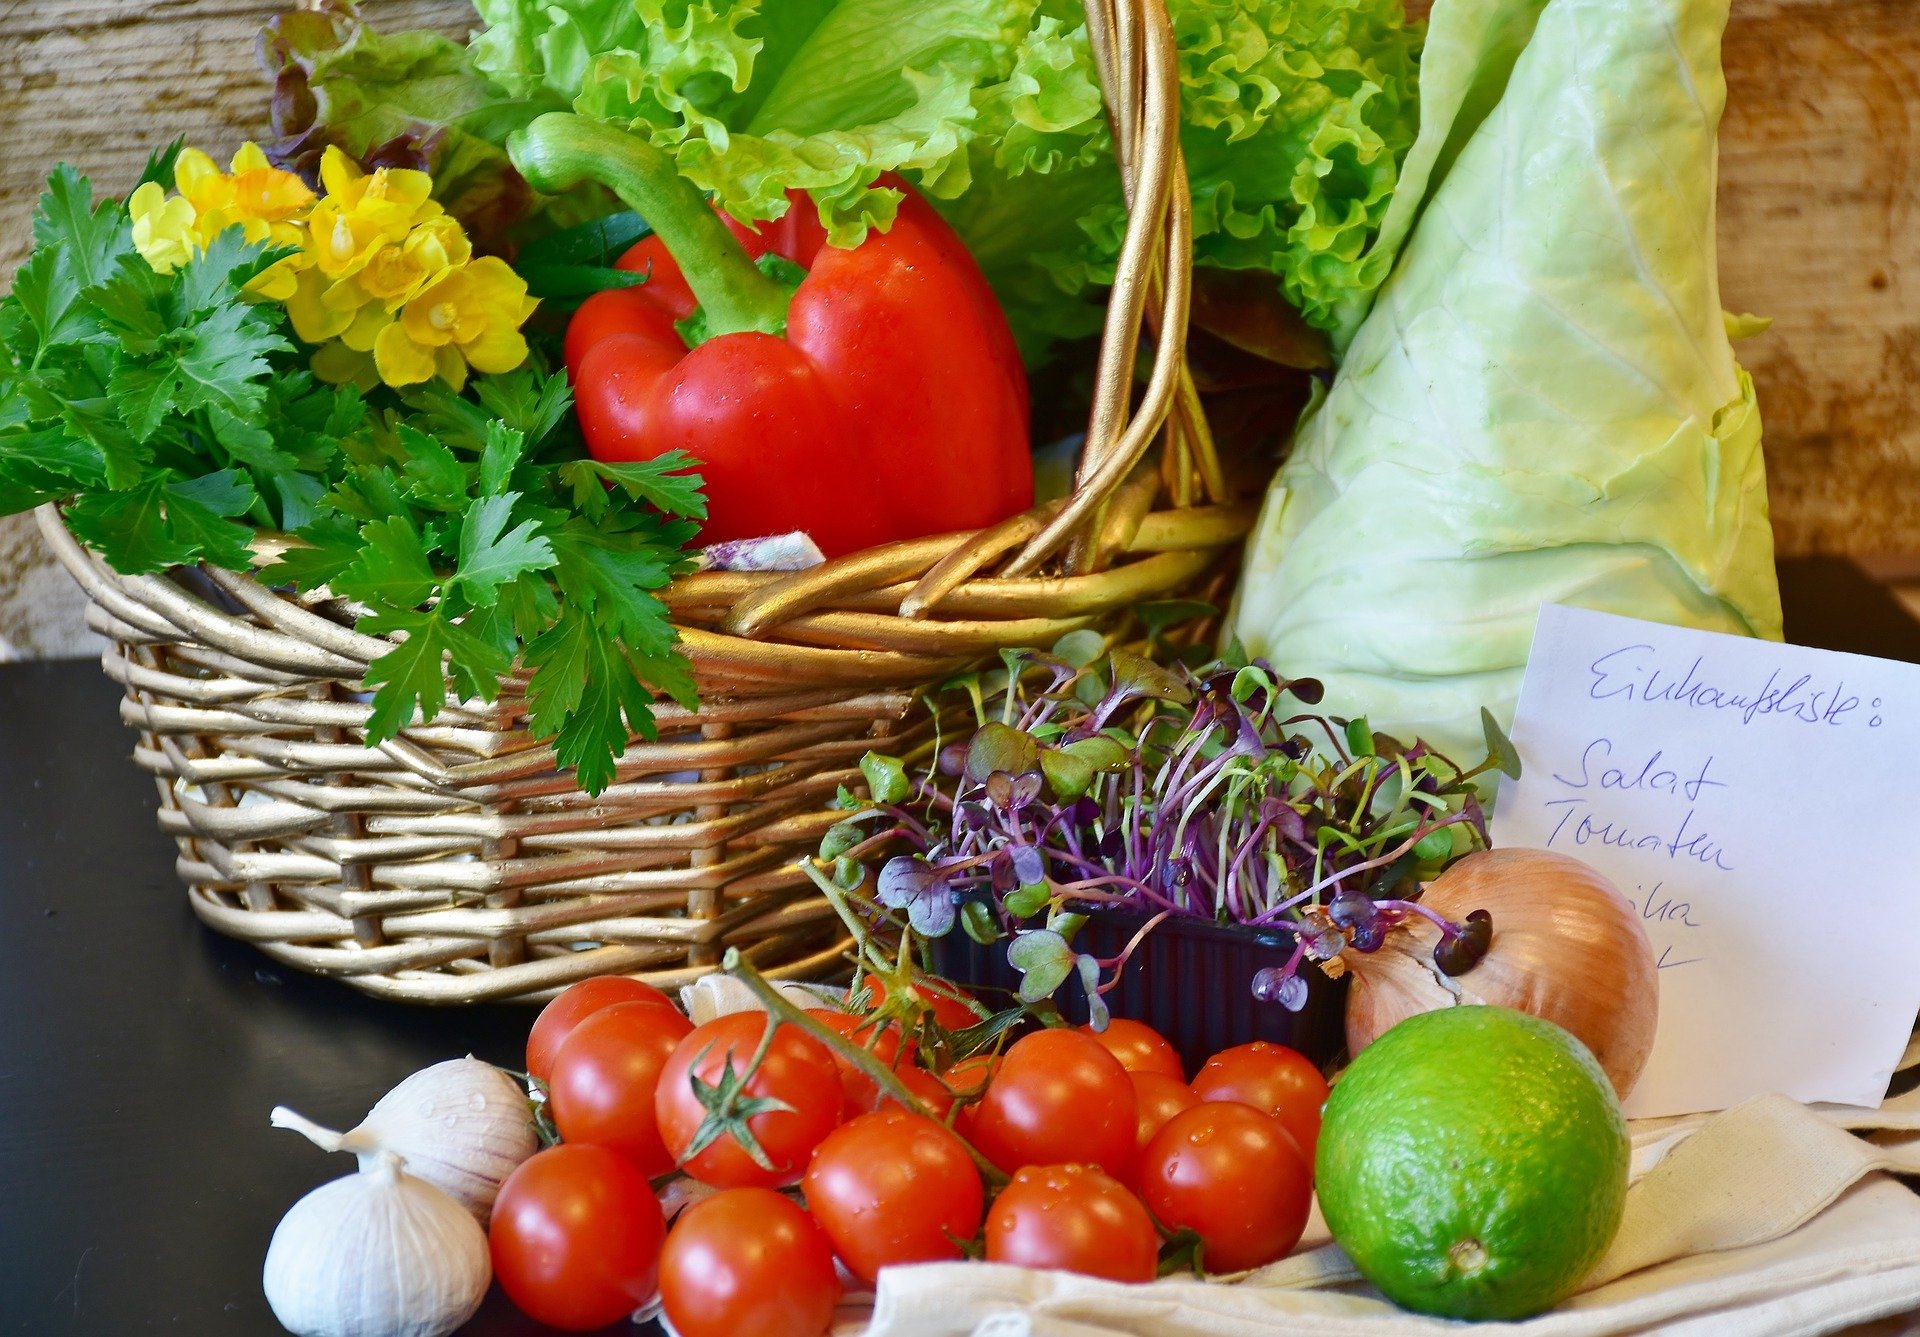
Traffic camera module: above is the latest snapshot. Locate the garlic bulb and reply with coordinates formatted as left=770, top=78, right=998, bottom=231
left=1343, top=848, right=1658, bottom=1098
left=272, top=1057, right=536, bottom=1220
left=264, top=1151, right=489, bottom=1337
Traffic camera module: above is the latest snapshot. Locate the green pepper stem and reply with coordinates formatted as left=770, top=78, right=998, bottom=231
left=507, top=113, right=791, bottom=337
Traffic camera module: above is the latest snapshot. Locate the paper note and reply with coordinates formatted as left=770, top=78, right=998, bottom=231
left=1491, top=604, right=1920, bottom=1119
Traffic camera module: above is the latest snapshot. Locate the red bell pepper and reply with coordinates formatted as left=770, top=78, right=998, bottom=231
left=511, top=115, right=1031, bottom=558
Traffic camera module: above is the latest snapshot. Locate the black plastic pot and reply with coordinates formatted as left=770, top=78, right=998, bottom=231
left=929, top=908, right=1349, bottom=1076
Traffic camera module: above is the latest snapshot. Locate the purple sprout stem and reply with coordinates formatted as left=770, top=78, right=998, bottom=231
left=1091, top=910, right=1170, bottom=994
left=1372, top=898, right=1467, bottom=940
left=1244, top=812, right=1471, bottom=926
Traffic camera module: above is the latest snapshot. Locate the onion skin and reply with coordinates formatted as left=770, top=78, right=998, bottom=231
left=1343, top=848, right=1658, bottom=1099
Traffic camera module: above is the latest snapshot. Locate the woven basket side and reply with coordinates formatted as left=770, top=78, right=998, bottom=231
left=40, top=0, right=1252, bottom=1004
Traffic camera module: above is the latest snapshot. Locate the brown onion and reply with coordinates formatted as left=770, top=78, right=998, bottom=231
left=1342, top=848, right=1658, bottom=1099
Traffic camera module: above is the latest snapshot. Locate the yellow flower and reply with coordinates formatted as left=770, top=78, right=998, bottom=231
left=310, top=341, right=382, bottom=393
left=308, top=146, right=440, bottom=282
left=130, top=143, right=315, bottom=296
left=128, top=181, right=197, bottom=273
left=286, top=267, right=359, bottom=344
left=226, top=142, right=315, bottom=224
left=374, top=258, right=538, bottom=390
left=358, top=214, right=472, bottom=310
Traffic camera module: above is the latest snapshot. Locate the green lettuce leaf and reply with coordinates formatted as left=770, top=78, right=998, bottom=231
left=464, top=0, right=1421, bottom=358
left=260, top=3, right=614, bottom=239
left=1230, top=0, right=1782, bottom=769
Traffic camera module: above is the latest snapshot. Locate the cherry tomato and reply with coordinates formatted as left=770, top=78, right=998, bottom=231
left=968, top=1028, right=1136, bottom=1177
left=1190, top=1041, right=1330, bottom=1159
left=1081, top=1017, right=1184, bottom=1079
left=802, top=1108, right=985, bottom=1282
left=807, top=1009, right=912, bottom=1114
left=659, top=1187, right=842, bottom=1337
left=870, top=1062, right=958, bottom=1119
left=857, top=972, right=983, bottom=1031
left=1136, top=1101, right=1311, bottom=1273
left=942, top=1053, right=999, bottom=1100
left=548, top=1000, right=694, bottom=1176
left=489, top=1144, right=665, bottom=1331
left=655, top=1012, right=844, bottom=1188
left=1128, top=1070, right=1201, bottom=1160
left=984, top=1164, right=1159, bottom=1282
left=526, top=976, right=679, bottom=1083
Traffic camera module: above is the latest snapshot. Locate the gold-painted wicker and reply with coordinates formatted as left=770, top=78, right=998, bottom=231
left=40, top=0, right=1252, bottom=1003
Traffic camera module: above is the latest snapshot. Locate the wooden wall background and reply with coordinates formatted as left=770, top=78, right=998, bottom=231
left=1, top=0, right=1916, bottom=656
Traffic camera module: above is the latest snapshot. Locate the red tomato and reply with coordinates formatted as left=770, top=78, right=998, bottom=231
left=968, top=1029, right=1136, bottom=1177
left=526, top=976, right=679, bottom=1083
left=1081, top=1018, right=1184, bottom=1079
left=802, top=1108, right=985, bottom=1282
left=1136, top=1102, right=1311, bottom=1273
left=1129, top=1071, right=1201, bottom=1160
left=548, top=1000, right=694, bottom=1176
left=984, top=1164, right=1159, bottom=1282
left=807, top=1009, right=912, bottom=1114
left=942, top=1054, right=999, bottom=1100
left=659, top=1187, right=842, bottom=1337
left=489, top=1144, right=665, bottom=1331
left=655, top=1012, right=844, bottom=1188
left=857, top=972, right=983, bottom=1031
left=1190, top=1041, right=1330, bottom=1159
left=871, top=1062, right=958, bottom=1119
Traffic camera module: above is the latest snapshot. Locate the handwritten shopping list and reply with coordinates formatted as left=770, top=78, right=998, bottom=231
left=1491, top=605, right=1920, bottom=1119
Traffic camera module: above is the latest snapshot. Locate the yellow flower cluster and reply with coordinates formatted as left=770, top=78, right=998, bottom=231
left=129, top=144, right=535, bottom=392
left=130, top=144, right=314, bottom=300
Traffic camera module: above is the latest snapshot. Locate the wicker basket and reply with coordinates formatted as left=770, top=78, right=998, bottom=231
left=39, top=0, right=1251, bottom=1004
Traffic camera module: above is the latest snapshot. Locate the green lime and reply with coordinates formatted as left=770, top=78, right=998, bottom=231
left=1315, top=1006, right=1629, bottom=1321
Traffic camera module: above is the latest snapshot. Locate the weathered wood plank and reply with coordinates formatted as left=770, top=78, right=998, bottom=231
left=1, top=0, right=1916, bottom=657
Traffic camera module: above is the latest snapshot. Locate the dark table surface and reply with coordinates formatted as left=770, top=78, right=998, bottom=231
left=3, top=557, right=1919, bottom=1335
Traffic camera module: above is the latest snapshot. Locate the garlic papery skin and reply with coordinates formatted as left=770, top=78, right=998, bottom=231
left=263, top=1151, right=489, bottom=1337
left=1343, top=847, right=1659, bottom=1099
left=272, top=1057, right=536, bottom=1222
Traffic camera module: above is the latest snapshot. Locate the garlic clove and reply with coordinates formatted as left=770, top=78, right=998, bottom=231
left=264, top=1151, right=490, bottom=1337
left=273, top=1057, right=537, bottom=1222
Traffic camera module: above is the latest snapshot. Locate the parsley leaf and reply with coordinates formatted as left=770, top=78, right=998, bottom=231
left=454, top=492, right=556, bottom=608
left=33, top=166, right=132, bottom=290
left=331, top=514, right=438, bottom=610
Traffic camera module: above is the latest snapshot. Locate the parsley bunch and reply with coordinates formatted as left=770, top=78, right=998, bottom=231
left=0, top=155, right=705, bottom=794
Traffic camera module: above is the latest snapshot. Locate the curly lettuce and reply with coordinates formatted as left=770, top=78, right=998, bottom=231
left=1230, top=0, right=1782, bottom=769
left=458, top=0, right=1424, bottom=359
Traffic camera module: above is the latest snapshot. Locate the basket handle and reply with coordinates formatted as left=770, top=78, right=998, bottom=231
left=1004, top=0, right=1210, bottom=576
left=726, top=0, right=1220, bottom=628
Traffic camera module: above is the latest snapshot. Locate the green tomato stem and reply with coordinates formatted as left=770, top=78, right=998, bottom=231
left=721, top=945, right=1010, bottom=1189
left=507, top=113, right=791, bottom=338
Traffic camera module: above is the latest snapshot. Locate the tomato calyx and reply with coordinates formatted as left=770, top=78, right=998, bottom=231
left=721, top=947, right=1011, bottom=1186
left=677, top=1014, right=799, bottom=1173
left=1155, top=1226, right=1208, bottom=1278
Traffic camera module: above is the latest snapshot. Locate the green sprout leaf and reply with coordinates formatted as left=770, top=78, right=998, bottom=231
left=1482, top=707, right=1523, bottom=779
left=1007, top=929, right=1076, bottom=1003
